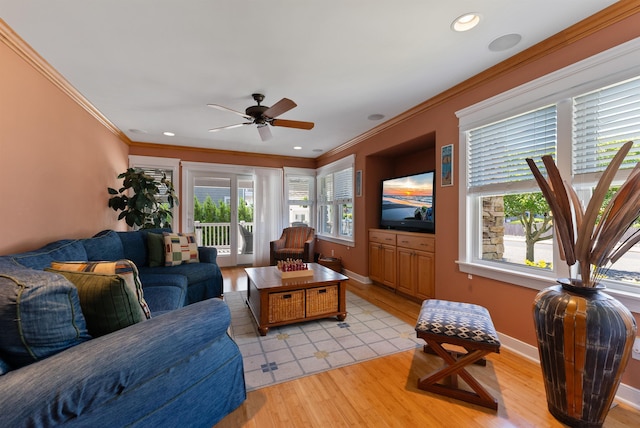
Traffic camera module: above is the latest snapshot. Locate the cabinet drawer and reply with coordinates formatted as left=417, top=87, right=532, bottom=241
left=306, top=285, right=338, bottom=317
left=269, top=290, right=304, bottom=323
left=396, top=235, right=435, bottom=252
left=369, top=230, right=396, bottom=245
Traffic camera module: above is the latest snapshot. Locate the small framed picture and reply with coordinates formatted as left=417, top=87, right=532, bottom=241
left=355, top=170, right=363, bottom=197
left=441, top=144, right=453, bottom=187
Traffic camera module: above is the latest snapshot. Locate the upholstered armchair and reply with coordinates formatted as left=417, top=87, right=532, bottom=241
left=270, top=227, right=315, bottom=266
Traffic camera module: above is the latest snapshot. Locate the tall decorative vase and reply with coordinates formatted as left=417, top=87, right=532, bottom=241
left=533, top=280, right=637, bottom=428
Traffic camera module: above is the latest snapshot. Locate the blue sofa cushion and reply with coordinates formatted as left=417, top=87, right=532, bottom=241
left=117, top=231, right=147, bottom=267
left=46, top=269, right=147, bottom=337
left=116, top=228, right=172, bottom=268
left=0, top=269, right=91, bottom=368
left=140, top=273, right=188, bottom=314
left=7, top=240, right=88, bottom=270
left=83, top=230, right=125, bottom=261
left=140, top=262, right=215, bottom=286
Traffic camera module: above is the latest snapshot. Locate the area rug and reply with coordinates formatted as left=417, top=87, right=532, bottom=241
left=224, top=290, right=423, bottom=391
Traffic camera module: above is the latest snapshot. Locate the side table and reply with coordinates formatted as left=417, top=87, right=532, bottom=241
left=318, top=256, right=342, bottom=273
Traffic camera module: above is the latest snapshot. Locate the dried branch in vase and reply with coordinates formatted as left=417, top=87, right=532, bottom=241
left=527, top=140, right=640, bottom=287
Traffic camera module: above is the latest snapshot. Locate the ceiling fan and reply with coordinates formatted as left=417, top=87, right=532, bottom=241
left=207, top=93, right=314, bottom=141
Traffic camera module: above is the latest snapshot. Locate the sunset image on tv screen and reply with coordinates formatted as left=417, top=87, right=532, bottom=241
left=382, top=172, right=433, bottom=222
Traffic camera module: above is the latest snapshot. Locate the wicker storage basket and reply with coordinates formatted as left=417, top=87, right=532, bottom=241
left=268, top=290, right=305, bottom=323
left=306, top=286, right=338, bottom=317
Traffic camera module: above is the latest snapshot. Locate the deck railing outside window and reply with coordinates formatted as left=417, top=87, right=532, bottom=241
left=194, top=221, right=254, bottom=255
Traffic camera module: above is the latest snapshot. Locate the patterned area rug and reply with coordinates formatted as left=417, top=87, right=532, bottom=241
left=224, top=290, right=423, bottom=391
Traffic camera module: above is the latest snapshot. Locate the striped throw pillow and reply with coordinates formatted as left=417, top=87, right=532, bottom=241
left=49, top=260, right=151, bottom=319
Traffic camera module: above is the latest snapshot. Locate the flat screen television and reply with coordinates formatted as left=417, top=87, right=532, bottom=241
left=380, top=171, right=435, bottom=233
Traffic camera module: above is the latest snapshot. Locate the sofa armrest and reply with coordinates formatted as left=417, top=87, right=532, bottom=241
left=198, top=246, right=218, bottom=264
left=0, top=298, right=232, bottom=427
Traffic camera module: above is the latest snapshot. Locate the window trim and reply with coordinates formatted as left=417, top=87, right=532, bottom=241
left=316, top=155, right=355, bottom=246
left=456, top=37, right=640, bottom=313
left=283, top=167, right=316, bottom=229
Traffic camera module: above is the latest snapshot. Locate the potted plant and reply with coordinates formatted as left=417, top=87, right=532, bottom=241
left=108, top=168, right=179, bottom=229
left=527, top=141, right=638, bottom=428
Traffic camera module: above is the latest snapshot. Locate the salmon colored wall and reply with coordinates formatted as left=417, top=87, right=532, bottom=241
left=0, top=40, right=129, bottom=255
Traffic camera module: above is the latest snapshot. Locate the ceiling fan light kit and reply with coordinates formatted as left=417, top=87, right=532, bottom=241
left=207, top=93, right=314, bottom=141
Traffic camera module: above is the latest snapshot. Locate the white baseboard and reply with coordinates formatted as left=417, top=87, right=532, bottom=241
left=343, top=269, right=370, bottom=284
left=498, top=332, right=640, bottom=411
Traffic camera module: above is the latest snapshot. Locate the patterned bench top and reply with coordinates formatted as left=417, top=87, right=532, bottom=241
left=415, top=299, right=500, bottom=346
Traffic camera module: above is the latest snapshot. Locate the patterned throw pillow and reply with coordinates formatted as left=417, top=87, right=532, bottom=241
left=46, top=269, right=146, bottom=337
left=49, top=260, right=151, bottom=319
left=163, top=232, right=199, bottom=266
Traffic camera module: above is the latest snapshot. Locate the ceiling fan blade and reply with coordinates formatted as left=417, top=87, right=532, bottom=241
left=207, top=104, right=252, bottom=120
left=257, top=124, right=273, bottom=141
left=263, top=98, right=297, bottom=118
left=271, top=119, right=315, bottom=130
left=208, top=122, right=252, bottom=132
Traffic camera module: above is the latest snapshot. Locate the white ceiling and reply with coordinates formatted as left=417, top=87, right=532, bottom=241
left=1, top=1, right=619, bottom=158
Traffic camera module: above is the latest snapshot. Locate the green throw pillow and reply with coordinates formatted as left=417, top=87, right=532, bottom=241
left=46, top=269, right=146, bottom=337
left=147, top=232, right=165, bottom=267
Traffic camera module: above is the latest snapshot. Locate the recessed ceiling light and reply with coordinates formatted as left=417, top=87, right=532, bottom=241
left=488, top=33, right=522, bottom=52
left=294, top=146, right=302, bottom=150
left=451, top=13, right=481, bottom=32
left=163, top=131, right=175, bottom=137
left=368, top=113, right=385, bottom=121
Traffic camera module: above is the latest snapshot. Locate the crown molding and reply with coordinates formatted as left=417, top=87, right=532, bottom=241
left=0, top=19, right=132, bottom=145
left=319, top=1, right=640, bottom=161
left=128, top=140, right=314, bottom=163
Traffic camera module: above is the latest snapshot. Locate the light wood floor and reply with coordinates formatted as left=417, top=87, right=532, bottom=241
left=216, top=267, right=640, bottom=427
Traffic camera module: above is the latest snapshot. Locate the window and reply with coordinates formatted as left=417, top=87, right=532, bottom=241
left=284, top=168, right=315, bottom=228
left=457, top=38, right=640, bottom=310
left=316, top=155, right=355, bottom=244
left=128, top=156, right=180, bottom=231
left=467, top=106, right=558, bottom=273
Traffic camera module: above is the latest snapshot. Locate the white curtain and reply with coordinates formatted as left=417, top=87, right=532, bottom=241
left=253, top=167, right=284, bottom=266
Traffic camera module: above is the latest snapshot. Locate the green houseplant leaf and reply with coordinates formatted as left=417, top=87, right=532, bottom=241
left=107, top=168, right=179, bottom=229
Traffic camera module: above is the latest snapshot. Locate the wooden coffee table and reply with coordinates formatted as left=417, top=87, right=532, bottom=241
left=245, top=263, right=348, bottom=335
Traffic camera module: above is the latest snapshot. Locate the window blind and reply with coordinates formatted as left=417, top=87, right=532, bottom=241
left=573, top=76, right=640, bottom=175
left=468, top=105, right=557, bottom=191
left=334, top=167, right=353, bottom=203
left=287, top=176, right=313, bottom=202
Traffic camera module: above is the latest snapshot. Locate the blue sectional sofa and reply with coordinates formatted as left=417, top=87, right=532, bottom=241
left=0, top=229, right=245, bottom=427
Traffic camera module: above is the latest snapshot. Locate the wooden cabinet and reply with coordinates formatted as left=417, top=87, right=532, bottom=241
left=369, top=229, right=435, bottom=300
left=368, top=230, right=397, bottom=289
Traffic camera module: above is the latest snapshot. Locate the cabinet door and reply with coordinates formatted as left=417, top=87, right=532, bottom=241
left=415, top=250, right=435, bottom=300
left=369, top=243, right=383, bottom=283
left=396, top=247, right=415, bottom=295
left=381, top=244, right=397, bottom=288
left=369, top=243, right=396, bottom=289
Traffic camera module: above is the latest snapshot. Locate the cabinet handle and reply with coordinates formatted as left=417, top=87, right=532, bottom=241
left=283, top=294, right=292, bottom=299
left=318, top=289, right=327, bottom=294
